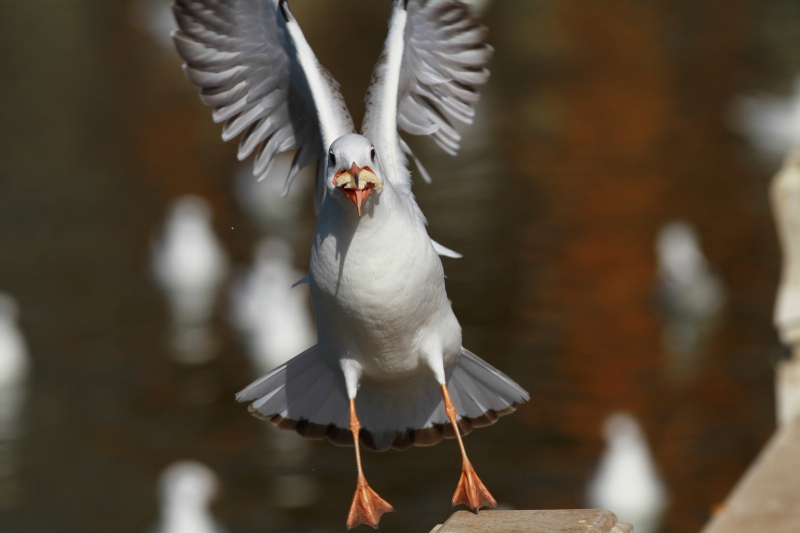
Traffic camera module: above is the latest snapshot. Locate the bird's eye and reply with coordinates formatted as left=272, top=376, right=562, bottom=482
left=370, top=147, right=376, bottom=161
left=329, top=150, right=336, bottom=166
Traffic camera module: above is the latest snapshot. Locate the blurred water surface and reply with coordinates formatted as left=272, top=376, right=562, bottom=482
left=0, top=0, right=797, bottom=532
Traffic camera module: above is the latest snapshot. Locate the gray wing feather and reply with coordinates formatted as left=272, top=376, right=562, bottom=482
left=362, top=0, right=492, bottom=194
left=398, top=0, right=492, bottom=154
left=172, top=0, right=354, bottom=205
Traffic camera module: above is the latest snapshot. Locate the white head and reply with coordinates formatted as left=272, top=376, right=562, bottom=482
left=326, top=134, right=384, bottom=217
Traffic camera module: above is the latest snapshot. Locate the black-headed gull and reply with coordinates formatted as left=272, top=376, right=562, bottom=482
left=172, top=0, right=528, bottom=527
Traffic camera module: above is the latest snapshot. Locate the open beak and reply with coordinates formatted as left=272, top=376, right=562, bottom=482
left=334, top=162, right=382, bottom=217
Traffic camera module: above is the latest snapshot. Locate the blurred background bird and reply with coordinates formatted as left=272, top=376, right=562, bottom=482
left=586, top=412, right=668, bottom=533
left=229, top=237, right=315, bottom=376
left=0, top=293, right=29, bottom=510
left=732, top=73, right=800, bottom=160
left=154, top=460, right=222, bottom=533
left=655, top=221, right=726, bottom=380
left=152, top=195, right=229, bottom=364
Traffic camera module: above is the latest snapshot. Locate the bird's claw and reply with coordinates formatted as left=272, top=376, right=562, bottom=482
left=346, top=476, right=394, bottom=529
left=452, top=460, right=497, bottom=512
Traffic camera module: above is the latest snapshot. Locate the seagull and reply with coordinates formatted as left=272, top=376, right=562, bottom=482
left=731, top=73, right=800, bottom=159
left=172, top=0, right=528, bottom=528
left=233, top=155, right=313, bottom=235
left=152, top=195, right=229, bottom=363
left=656, top=221, right=725, bottom=372
left=230, top=237, right=316, bottom=375
left=586, top=412, right=667, bottom=533
left=154, top=460, right=222, bottom=533
left=0, top=293, right=29, bottom=442
left=0, top=294, right=29, bottom=509
left=0, top=294, right=29, bottom=393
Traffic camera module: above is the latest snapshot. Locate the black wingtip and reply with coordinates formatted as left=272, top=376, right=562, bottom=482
left=278, top=0, right=289, bottom=20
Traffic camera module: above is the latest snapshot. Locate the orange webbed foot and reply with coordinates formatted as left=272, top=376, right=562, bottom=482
left=346, top=476, right=394, bottom=530
left=452, top=460, right=497, bottom=513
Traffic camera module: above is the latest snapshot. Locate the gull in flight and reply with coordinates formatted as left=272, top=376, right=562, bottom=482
left=171, top=0, right=528, bottom=528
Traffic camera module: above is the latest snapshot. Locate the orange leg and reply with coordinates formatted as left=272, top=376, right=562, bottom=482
left=346, top=399, right=394, bottom=529
left=441, top=384, right=497, bottom=513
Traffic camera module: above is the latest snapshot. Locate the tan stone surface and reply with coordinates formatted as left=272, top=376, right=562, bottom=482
left=435, top=510, right=632, bottom=533
left=702, top=415, right=800, bottom=533
left=777, top=357, right=800, bottom=427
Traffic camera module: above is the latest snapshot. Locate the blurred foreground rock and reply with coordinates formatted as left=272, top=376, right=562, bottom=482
left=771, top=148, right=800, bottom=426
left=701, top=147, right=800, bottom=533
left=701, top=415, right=800, bottom=533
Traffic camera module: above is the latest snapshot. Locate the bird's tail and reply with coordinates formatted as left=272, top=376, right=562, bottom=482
left=236, top=346, right=528, bottom=452
left=236, top=345, right=353, bottom=444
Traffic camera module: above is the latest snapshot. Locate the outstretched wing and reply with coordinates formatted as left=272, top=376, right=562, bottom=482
left=362, top=0, right=493, bottom=194
left=172, top=0, right=354, bottom=208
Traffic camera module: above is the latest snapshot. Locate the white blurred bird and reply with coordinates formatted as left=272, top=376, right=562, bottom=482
left=230, top=238, right=316, bottom=375
left=587, top=412, right=667, bottom=533
left=732, top=73, right=800, bottom=158
left=0, top=294, right=29, bottom=509
left=154, top=461, right=222, bottom=533
left=656, top=222, right=725, bottom=373
left=152, top=196, right=229, bottom=364
left=173, top=0, right=527, bottom=527
left=233, top=154, right=312, bottom=235
left=0, top=295, right=28, bottom=392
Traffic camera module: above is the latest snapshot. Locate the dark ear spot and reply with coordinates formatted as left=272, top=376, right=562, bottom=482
left=370, top=146, right=376, bottom=161
left=329, top=150, right=336, bottom=167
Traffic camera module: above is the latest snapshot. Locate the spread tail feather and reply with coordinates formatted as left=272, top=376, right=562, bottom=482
left=236, top=346, right=528, bottom=452
left=236, top=345, right=353, bottom=444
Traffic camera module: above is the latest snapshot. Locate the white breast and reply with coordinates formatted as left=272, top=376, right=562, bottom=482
left=309, top=190, right=461, bottom=379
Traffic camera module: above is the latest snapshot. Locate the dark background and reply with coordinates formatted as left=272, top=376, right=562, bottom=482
left=2, top=0, right=799, bottom=531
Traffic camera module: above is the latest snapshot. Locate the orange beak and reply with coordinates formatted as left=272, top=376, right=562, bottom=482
left=338, top=162, right=375, bottom=217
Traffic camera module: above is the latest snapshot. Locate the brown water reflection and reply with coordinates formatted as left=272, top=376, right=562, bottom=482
left=0, top=0, right=791, bottom=532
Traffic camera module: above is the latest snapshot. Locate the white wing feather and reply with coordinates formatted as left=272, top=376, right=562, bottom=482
left=362, top=0, right=493, bottom=193
left=172, top=0, right=354, bottom=208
